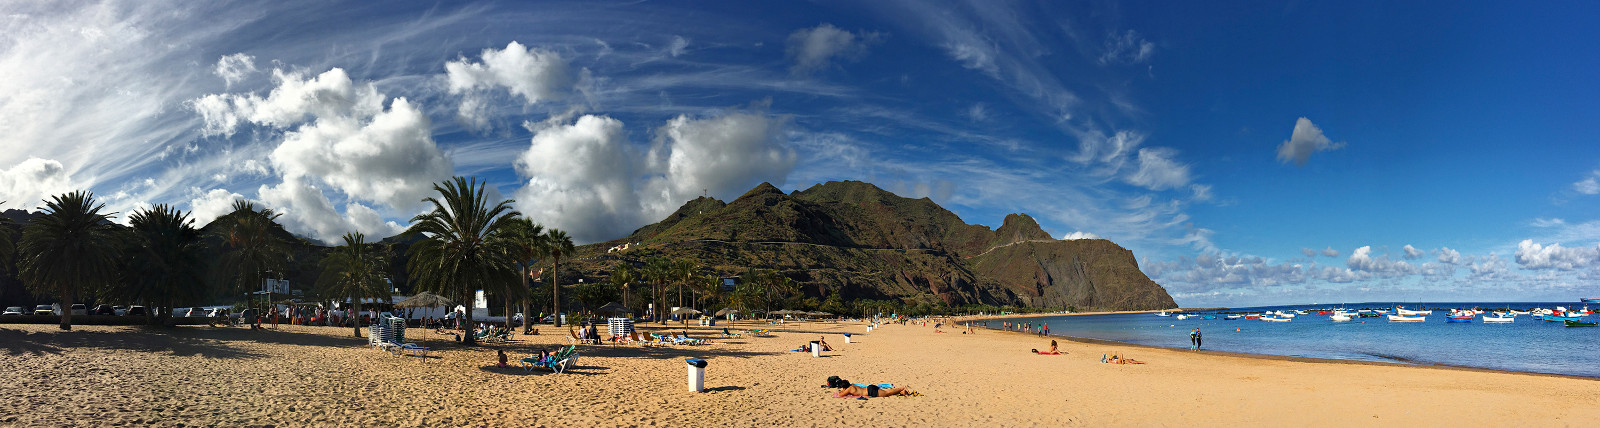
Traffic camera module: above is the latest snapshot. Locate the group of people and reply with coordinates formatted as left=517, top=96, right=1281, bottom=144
left=824, top=376, right=919, bottom=398
left=1000, top=320, right=1049, bottom=336
left=793, top=336, right=834, bottom=352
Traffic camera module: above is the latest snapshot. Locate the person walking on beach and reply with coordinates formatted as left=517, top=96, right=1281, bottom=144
left=1190, top=328, right=1202, bottom=350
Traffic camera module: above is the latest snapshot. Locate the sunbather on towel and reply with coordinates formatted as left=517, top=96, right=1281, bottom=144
left=1031, top=340, right=1064, bottom=355
left=833, top=384, right=917, bottom=398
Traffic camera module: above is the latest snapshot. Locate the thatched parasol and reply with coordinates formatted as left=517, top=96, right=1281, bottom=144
left=670, top=307, right=702, bottom=316
left=595, top=301, right=630, bottom=317
left=713, top=308, right=739, bottom=317
left=395, top=292, right=456, bottom=342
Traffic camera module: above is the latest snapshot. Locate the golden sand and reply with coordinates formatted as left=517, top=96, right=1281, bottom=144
left=2, top=318, right=1597, bottom=426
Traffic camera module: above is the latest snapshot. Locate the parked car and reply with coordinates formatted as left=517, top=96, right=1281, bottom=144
left=186, top=307, right=206, bottom=317
left=70, top=304, right=87, bottom=316
left=2, top=307, right=22, bottom=316
left=126, top=306, right=147, bottom=317
left=34, top=304, right=55, bottom=315
left=113, top=306, right=128, bottom=316
left=93, top=304, right=115, bottom=315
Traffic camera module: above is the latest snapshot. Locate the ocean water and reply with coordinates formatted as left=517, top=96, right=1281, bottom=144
left=987, top=302, right=1600, bottom=378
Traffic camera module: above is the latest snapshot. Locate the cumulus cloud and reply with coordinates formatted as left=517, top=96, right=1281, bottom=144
left=1301, top=248, right=1318, bottom=258
left=445, top=41, right=572, bottom=128
left=191, top=66, right=452, bottom=243
left=1347, top=246, right=1416, bottom=277
left=1124, top=147, right=1190, bottom=191
left=1514, top=239, right=1600, bottom=270
left=1470, top=252, right=1511, bottom=281
left=1573, top=170, right=1600, bottom=195
left=214, top=53, right=257, bottom=88
left=513, top=109, right=794, bottom=243
left=1098, top=30, right=1154, bottom=65
left=787, top=23, right=878, bottom=75
left=1061, top=231, right=1100, bottom=240
left=186, top=187, right=244, bottom=226
left=1322, top=247, right=1340, bottom=257
left=1402, top=244, right=1424, bottom=260
left=0, top=158, right=78, bottom=210
left=1276, top=117, right=1345, bottom=167
left=1438, top=247, right=1462, bottom=264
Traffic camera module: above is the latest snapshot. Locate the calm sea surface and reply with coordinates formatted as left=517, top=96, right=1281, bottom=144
left=988, top=302, right=1600, bottom=378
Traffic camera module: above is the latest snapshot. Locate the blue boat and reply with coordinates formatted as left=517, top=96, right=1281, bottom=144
left=1582, top=298, right=1600, bottom=304
left=1445, top=316, right=1473, bottom=323
left=1542, top=314, right=1586, bottom=322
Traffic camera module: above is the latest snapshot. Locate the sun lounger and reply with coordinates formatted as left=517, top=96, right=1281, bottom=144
left=720, top=328, right=742, bottom=338
left=521, top=345, right=579, bottom=373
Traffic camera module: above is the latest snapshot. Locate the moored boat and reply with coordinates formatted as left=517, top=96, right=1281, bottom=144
left=1543, top=314, right=1586, bottom=322
left=1396, top=307, right=1432, bottom=316
left=1445, top=315, right=1473, bottom=323
left=1581, top=298, right=1600, bottom=304
left=1482, top=315, right=1514, bottom=323
left=1261, top=317, right=1290, bottom=322
left=1224, top=315, right=1240, bottom=320
left=1564, top=320, right=1598, bottom=327
left=1329, top=314, right=1351, bottom=322
left=1387, top=315, right=1426, bottom=322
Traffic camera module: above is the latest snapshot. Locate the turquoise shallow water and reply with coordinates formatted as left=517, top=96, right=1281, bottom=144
left=988, top=302, right=1600, bottom=378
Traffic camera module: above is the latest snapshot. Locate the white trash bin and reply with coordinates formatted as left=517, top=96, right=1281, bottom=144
left=843, top=333, right=852, bottom=343
left=686, top=358, right=707, bottom=392
left=810, top=341, right=821, bottom=358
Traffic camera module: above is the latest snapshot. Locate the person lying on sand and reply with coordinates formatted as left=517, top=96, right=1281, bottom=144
left=1031, top=340, right=1064, bottom=355
left=834, top=384, right=919, bottom=398
left=1100, top=353, right=1145, bottom=364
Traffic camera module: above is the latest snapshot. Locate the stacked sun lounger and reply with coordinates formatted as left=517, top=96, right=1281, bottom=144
left=607, top=318, right=634, bottom=338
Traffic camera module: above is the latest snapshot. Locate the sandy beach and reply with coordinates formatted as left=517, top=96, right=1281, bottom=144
left=3, top=319, right=1598, bottom=426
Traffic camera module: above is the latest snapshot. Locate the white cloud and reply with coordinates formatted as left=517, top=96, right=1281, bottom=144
left=787, top=23, right=877, bottom=75
left=0, top=158, right=78, bottom=210
left=1276, top=117, right=1346, bottom=167
left=1322, top=247, right=1339, bottom=257
left=1573, top=170, right=1600, bottom=195
left=1301, top=248, right=1317, bottom=258
left=1438, top=247, right=1462, bottom=264
left=1189, top=184, right=1213, bottom=202
left=965, top=103, right=989, bottom=122
left=513, top=109, right=795, bottom=243
left=191, top=66, right=452, bottom=242
left=214, top=53, right=257, bottom=88
left=1098, top=30, right=1154, bottom=65
left=1514, top=239, right=1600, bottom=270
left=444, top=41, right=572, bottom=128
left=514, top=114, right=644, bottom=243
left=667, top=35, right=690, bottom=57
left=1061, top=231, right=1100, bottom=240
left=1347, top=246, right=1416, bottom=277
left=1470, top=252, right=1511, bottom=281
left=1402, top=244, right=1424, bottom=260
left=645, top=111, right=796, bottom=212
left=1124, top=147, right=1190, bottom=191
left=186, top=187, right=244, bottom=226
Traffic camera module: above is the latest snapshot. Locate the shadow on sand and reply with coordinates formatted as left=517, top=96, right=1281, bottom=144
left=0, top=326, right=264, bottom=359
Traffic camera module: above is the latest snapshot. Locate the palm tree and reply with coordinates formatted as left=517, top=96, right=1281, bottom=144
left=504, top=217, right=547, bottom=332
left=214, top=200, right=293, bottom=329
left=125, top=204, right=208, bottom=326
left=0, top=203, right=14, bottom=273
left=317, top=233, right=390, bottom=337
left=672, top=259, right=697, bottom=309
left=543, top=229, right=575, bottom=327
left=609, top=261, right=635, bottom=315
left=406, top=176, right=519, bottom=346
left=17, top=191, right=122, bottom=330
left=643, top=257, right=672, bottom=323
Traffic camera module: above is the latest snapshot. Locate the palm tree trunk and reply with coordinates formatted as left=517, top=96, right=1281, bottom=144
left=461, top=290, right=475, bottom=345
left=551, top=258, right=561, bottom=328
left=58, top=283, right=72, bottom=330
left=352, top=300, right=362, bottom=338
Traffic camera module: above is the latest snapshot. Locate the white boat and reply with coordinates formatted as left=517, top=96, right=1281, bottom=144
left=1175, top=314, right=1190, bottom=320
left=1294, top=310, right=1308, bottom=315
left=1482, top=315, right=1514, bottom=323
left=1387, top=315, right=1426, bottom=322
left=1330, top=314, right=1352, bottom=322
left=1261, top=317, right=1291, bottom=322
left=1157, top=311, right=1171, bottom=317
left=1396, top=307, right=1432, bottom=316
left=1508, top=310, right=1529, bottom=315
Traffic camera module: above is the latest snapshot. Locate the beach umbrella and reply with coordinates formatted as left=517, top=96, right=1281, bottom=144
left=713, top=308, right=738, bottom=317
left=595, top=302, right=629, bottom=317
left=395, top=292, right=457, bottom=342
left=670, top=308, right=702, bottom=316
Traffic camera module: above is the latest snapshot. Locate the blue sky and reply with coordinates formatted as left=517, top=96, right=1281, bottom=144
left=2, top=1, right=1597, bottom=306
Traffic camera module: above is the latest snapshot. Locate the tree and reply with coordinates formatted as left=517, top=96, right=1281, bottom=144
left=609, top=261, right=636, bottom=315
left=503, top=217, right=546, bottom=332
left=214, top=201, right=293, bottom=328
left=543, top=229, right=575, bottom=327
left=671, top=258, right=697, bottom=309
left=18, top=191, right=122, bottom=330
left=643, top=257, right=673, bottom=323
left=124, top=204, right=208, bottom=326
left=406, top=176, right=519, bottom=346
left=317, top=233, right=390, bottom=337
